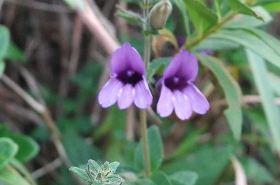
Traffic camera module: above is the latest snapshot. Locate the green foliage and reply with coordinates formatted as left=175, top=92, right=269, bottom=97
left=135, top=126, right=164, bottom=172
left=0, top=25, right=10, bottom=60
left=240, top=157, right=275, bottom=184
left=164, top=146, right=232, bottom=185
left=0, top=126, right=39, bottom=163
left=246, top=50, right=280, bottom=151
left=70, top=160, right=123, bottom=185
left=199, top=56, right=243, bottom=140
left=228, top=0, right=260, bottom=18
left=151, top=171, right=172, bottom=185
left=0, top=138, right=18, bottom=170
left=0, top=167, right=30, bottom=185
left=184, top=0, right=218, bottom=34
left=170, top=171, right=198, bottom=185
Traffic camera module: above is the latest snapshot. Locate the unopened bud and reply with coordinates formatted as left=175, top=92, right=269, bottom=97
left=148, top=0, right=172, bottom=30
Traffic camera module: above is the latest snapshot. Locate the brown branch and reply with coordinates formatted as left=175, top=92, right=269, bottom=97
left=0, top=74, right=70, bottom=167
left=212, top=95, right=280, bottom=108
left=3, top=0, right=71, bottom=13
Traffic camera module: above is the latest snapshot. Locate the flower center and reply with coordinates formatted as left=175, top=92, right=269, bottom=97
left=117, top=69, right=143, bottom=86
left=164, top=76, right=188, bottom=91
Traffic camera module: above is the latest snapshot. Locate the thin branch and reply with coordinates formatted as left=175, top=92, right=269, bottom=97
left=77, top=0, right=119, bottom=54
left=32, top=158, right=62, bottom=179
left=212, top=95, right=280, bottom=108
left=0, top=74, right=70, bottom=167
left=3, top=0, right=71, bottom=13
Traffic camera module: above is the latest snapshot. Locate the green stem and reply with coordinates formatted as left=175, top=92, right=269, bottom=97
left=140, top=0, right=151, bottom=177
left=185, top=12, right=236, bottom=49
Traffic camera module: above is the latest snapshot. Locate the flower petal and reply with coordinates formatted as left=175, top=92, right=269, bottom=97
left=98, top=78, right=123, bottom=108
left=173, top=90, right=192, bottom=120
left=117, top=84, right=135, bottom=109
left=157, top=85, right=174, bottom=117
left=134, top=79, right=153, bottom=109
left=184, top=83, right=210, bottom=114
left=164, top=50, right=198, bottom=81
left=111, top=43, right=144, bottom=75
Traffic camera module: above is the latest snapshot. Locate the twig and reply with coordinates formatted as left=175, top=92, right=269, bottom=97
left=212, top=95, right=280, bottom=108
left=3, top=0, right=71, bottom=13
left=32, top=158, right=62, bottom=179
left=0, top=74, right=70, bottom=167
left=77, top=0, right=119, bottom=54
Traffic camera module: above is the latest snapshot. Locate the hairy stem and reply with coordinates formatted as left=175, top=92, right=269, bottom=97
left=140, top=0, right=151, bottom=177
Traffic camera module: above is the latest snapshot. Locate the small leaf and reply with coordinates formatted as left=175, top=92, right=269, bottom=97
left=0, top=126, right=39, bottom=162
left=88, top=159, right=101, bottom=174
left=108, top=162, right=120, bottom=174
left=151, top=171, right=172, bottom=185
left=199, top=56, right=243, bottom=140
left=69, top=167, right=91, bottom=183
left=225, top=6, right=272, bottom=28
left=0, top=25, right=10, bottom=60
left=135, top=126, right=164, bottom=172
left=184, top=0, right=218, bottom=34
left=116, top=8, right=144, bottom=26
left=0, top=138, right=18, bottom=170
left=170, top=171, right=198, bottom=185
left=228, top=0, right=261, bottom=19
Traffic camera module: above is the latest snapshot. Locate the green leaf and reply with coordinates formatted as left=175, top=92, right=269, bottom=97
left=225, top=6, right=271, bottom=28
left=151, top=171, right=172, bottom=185
left=0, top=166, right=30, bottom=185
left=0, top=126, right=39, bottom=162
left=199, top=56, right=243, bottom=140
left=262, top=2, right=280, bottom=12
left=0, top=138, right=18, bottom=170
left=246, top=50, right=280, bottom=152
left=12, top=135, right=39, bottom=163
left=164, top=146, right=232, bottom=185
left=0, top=25, right=10, bottom=60
left=170, top=171, right=198, bottom=185
left=240, top=157, right=275, bottom=184
left=228, top=0, right=260, bottom=19
left=135, top=126, right=164, bottom=172
left=62, top=128, right=100, bottom=165
left=5, top=43, right=27, bottom=62
left=184, top=0, right=218, bottom=34
left=116, top=9, right=144, bottom=26
left=69, top=167, right=91, bottom=184
left=240, top=28, right=280, bottom=57
left=0, top=62, right=5, bottom=77
left=148, top=57, right=170, bottom=82
left=211, top=29, right=280, bottom=69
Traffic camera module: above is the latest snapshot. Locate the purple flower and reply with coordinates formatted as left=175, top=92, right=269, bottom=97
left=98, top=43, right=153, bottom=109
left=157, top=50, right=210, bottom=120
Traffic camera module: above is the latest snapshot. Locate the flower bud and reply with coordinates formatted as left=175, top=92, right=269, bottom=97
left=148, top=0, right=172, bottom=30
